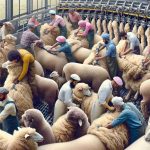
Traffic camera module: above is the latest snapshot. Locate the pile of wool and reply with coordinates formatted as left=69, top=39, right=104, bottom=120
left=40, top=23, right=60, bottom=45
left=137, top=25, right=145, bottom=52
left=3, top=61, right=33, bottom=119
left=96, top=18, right=102, bottom=35
left=52, top=107, right=90, bottom=142
left=88, top=112, right=129, bottom=150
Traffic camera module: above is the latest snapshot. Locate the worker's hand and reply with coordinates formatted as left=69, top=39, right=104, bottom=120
left=108, top=106, right=115, bottom=111
left=13, top=79, right=19, bottom=85
left=105, top=123, right=112, bottom=129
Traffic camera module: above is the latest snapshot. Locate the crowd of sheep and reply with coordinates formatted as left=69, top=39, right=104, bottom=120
left=0, top=11, right=150, bottom=150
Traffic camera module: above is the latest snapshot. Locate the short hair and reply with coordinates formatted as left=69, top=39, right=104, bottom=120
left=119, top=31, right=127, bottom=37
left=7, top=50, right=21, bottom=62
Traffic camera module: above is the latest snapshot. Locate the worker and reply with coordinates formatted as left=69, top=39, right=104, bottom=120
left=20, top=22, right=40, bottom=55
left=90, top=77, right=123, bottom=123
left=75, top=20, right=94, bottom=49
left=105, top=96, right=145, bottom=144
left=95, top=33, right=120, bottom=79
left=28, top=15, right=40, bottom=36
left=49, top=10, right=67, bottom=38
left=119, top=31, right=141, bottom=56
left=53, top=74, right=81, bottom=123
left=0, top=87, right=19, bottom=134
left=48, top=36, right=76, bottom=62
left=68, top=9, right=82, bottom=29
left=7, top=49, right=39, bottom=105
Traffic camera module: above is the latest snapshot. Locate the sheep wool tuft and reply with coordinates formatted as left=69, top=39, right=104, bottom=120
left=88, top=112, right=129, bottom=150
left=40, top=23, right=60, bottom=45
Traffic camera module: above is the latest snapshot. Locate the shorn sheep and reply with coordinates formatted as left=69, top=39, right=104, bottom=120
left=38, top=112, right=129, bottom=150
left=0, top=127, right=43, bottom=150
left=52, top=107, right=90, bottom=143
left=22, top=109, right=55, bottom=145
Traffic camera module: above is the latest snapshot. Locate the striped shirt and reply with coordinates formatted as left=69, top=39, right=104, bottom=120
left=79, top=22, right=93, bottom=36
left=68, top=12, right=81, bottom=23
left=49, top=15, right=66, bottom=27
left=20, top=29, right=39, bottom=48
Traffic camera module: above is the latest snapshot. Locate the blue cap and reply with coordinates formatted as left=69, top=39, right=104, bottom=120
left=101, top=33, right=110, bottom=40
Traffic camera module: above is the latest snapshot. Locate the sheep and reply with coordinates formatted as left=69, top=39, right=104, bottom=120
left=3, top=61, right=33, bottom=119
left=49, top=71, right=66, bottom=89
left=52, top=107, right=90, bottom=143
left=96, top=18, right=102, bottom=35
left=40, top=23, right=60, bottom=45
left=0, top=127, right=43, bottom=150
left=124, top=22, right=130, bottom=33
left=112, top=20, right=119, bottom=45
left=119, top=22, right=124, bottom=33
left=33, top=41, right=68, bottom=76
left=38, top=112, right=128, bottom=150
left=132, top=24, right=138, bottom=36
left=72, top=82, right=98, bottom=122
left=143, top=27, right=150, bottom=56
left=22, top=109, right=55, bottom=145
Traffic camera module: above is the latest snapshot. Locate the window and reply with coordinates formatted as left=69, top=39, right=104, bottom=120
left=13, top=0, right=27, bottom=16
left=33, top=0, right=45, bottom=11
left=0, top=0, right=6, bottom=19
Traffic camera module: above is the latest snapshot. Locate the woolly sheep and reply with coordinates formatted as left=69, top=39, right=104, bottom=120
left=0, top=127, right=43, bottom=150
left=38, top=112, right=129, bottom=150
left=22, top=109, right=55, bottom=145
left=52, top=107, right=90, bottom=142
left=63, top=16, right=73, bottom=36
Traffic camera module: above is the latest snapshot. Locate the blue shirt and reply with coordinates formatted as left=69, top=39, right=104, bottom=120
left=105, top=40, right=116, bottom=57
left=58, top=42, right=75, bottom=62
left=111, top=104, right=142, bottom=129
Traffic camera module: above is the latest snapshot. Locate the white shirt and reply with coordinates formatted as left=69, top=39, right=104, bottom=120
left=98, top=79, right=113, bottom=104
left=127, top=32, right=140, bottom=49
left=58, top=81, right=73, bottom=104
left=0, top=96, right=16, bottom=122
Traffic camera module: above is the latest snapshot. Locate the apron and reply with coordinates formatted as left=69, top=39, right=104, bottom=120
left=70, top=21, right=78, bottom=29
left=87, top=29, right=94, bottom=49
left=58, top=24, right=67, bottom=38
left=0, top=101, right=19, bottom=134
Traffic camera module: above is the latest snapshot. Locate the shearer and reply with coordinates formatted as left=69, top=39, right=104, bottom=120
left=49, top=10, right=67, bottom=38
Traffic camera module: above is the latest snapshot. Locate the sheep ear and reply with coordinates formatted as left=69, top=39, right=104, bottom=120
left=78, top=87, right=83, bottom=91
left=78, top=119, right=83, bottom=127
left=25, top=134, right=31, bottom=140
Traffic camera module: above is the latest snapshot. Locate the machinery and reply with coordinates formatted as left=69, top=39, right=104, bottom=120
left=57, top=0, right=150, bottom=27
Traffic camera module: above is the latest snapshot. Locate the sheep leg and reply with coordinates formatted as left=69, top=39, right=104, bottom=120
left=38, top=135, right=106, bottom=150
left=125, top=89, right=132, bottom=101
left=133, top=91, right=139, bottom=100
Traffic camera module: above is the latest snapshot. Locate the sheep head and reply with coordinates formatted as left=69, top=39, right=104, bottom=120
left=4, top=34, right=17, bottom=44
left=66, top=107, right=89, bottom=127
left=22, top=109, right=45, bottom=129
left=73, top=83, right=92, bottom=104
left=49, top=71, right=59, bottom=80
left=7, top=127, right=43, bottom=150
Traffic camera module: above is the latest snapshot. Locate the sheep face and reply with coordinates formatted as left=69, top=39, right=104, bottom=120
left=66, top=107, right=88, bottom=127
left=22, top=109, right=44, bottom=128
left=74, top=83, right=92, bottom=97
left=4, top=34, right=17, bottom=43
